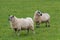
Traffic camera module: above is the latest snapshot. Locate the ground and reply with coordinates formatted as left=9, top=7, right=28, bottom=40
left=0, top=0, right=60, bottom=40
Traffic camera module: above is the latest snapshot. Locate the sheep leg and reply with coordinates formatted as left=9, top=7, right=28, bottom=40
left=27, top=28, right=29, bottom=33
left=46, top=22, right=48, bottom=27
left=30, top=27, right=35, bottom=34
left=47, top=21, right=50, bottom=27
left=14, top=28, right=20, bottom=36
left=46, top=20, right=50, bottom=27
left=17, top=29, right=20, bottom=36
left=32, top=29, right=35, bottom=34
left=36, top=21, right=40, bottom=28
left=14, top=28, right=17, bottom=33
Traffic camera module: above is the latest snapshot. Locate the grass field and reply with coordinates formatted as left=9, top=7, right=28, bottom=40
left=0, top=0, right=60, bottom=40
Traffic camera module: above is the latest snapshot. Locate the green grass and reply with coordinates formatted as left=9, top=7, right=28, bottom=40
left=0, top=0, right=60, bottom=40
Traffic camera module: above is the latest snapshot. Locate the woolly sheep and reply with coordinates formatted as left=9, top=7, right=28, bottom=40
left=8, top=15, right=35, bottom=36
left=34, top=10, right=50, bottom=28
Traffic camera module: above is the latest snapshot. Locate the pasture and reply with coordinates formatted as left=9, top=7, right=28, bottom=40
left=0, top=0, right=60, bottom=40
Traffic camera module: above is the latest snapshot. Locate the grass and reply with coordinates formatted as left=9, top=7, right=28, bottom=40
left=0, top=0, right=60, bottom=40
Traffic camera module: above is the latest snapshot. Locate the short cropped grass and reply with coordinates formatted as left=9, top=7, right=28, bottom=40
left=0, top=0, right=60, bottom=40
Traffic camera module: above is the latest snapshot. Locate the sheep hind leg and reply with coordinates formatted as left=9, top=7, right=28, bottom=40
left=47, top=21, right=50, bottom=27
left=45, top=21, right=48, bottom=27
left=27, top=28, right=29, bottom=33
left=46, top=20, right=50, bottom=27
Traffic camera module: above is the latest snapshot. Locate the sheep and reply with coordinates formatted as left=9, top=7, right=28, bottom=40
left=8, top=15, right=35, bottom=36
left=34, top=10, right=50, bottom=28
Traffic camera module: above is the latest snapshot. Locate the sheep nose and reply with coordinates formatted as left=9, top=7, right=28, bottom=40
left=40, top=14, right=42, bottom=16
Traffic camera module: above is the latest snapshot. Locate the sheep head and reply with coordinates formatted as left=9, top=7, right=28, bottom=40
left=8, top=15, right=15, bottom=22
left=35, top=10, right=42, bottom=16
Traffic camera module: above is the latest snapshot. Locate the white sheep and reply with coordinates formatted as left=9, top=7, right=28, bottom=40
left=8, top=15, right=35, bottom=36
left=34, top=10, right=50, bottom=28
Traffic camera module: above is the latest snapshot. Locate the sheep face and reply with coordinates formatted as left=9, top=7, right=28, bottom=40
left=36, top=13, right=42, bottom=16
left=35, top=10, right=42, bottom=16
left=8, top=15, right=15, bottom=22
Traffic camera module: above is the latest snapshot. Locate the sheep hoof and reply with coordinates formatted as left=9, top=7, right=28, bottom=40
left=48, top=25, right=50, bottom=27
left=46, top=25, right=50, bottom=27
left=46, top=25, right=48, bottom=27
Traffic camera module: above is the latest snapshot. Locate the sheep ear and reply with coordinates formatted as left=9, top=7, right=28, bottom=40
left=40, top=14, right=42, bottom=16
